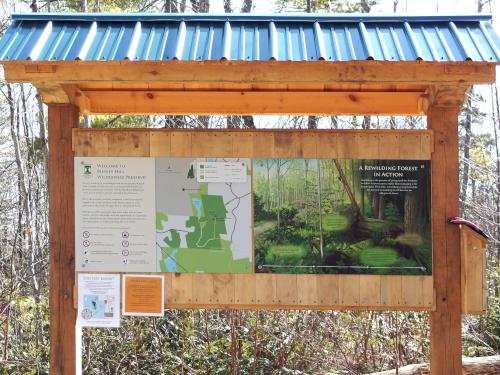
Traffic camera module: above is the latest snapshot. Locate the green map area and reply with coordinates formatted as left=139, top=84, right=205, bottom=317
left=157, top=183, right=252, bottom=273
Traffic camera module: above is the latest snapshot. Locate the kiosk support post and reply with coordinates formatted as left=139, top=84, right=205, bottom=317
left=428, top=104, right=462, bottom=374
left=48, top=104, right=79, bottom=375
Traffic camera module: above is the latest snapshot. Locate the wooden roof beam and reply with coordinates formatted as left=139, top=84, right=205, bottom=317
left=4, top=61, right=496, bottom=86
left=65, top=89, right=428, bottom=115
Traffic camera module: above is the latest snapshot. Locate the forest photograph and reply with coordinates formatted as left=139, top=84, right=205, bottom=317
left=254, top=158, right=432, bottom=275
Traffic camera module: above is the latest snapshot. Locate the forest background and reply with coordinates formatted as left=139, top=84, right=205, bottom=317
left=0, top=0, right=500, bottom=374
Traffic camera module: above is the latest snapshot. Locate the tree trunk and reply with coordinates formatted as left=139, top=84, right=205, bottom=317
left=308, top=116, right=317, bottom=129
left=460, top=94, right=473, bottom=214
left=404, top=191, right=418, bottom=232
left=277, top=160, right=281, bottom=227
left=317, top=160, right=324, bottom=257
left=241, top=0, right=252, bottom=12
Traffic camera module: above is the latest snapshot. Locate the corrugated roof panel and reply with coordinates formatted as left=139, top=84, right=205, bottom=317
left=0, top=13, right=499, bottom=63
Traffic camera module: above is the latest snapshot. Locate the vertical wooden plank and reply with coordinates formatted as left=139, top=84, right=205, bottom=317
left=297, top=275, right=318, bottom=305
left=421, top=131, right=433, bottom=159
left=469, top=236, right=483, bottom=311
left=316, top=275, right=339, bottom=306
left=461, top=229, right=468, bottom=312
left=164, top=273, right=173, bottom=306
left=49, top=104, right=79, bottom=375
left=72, top=129, right=109, bottom=156
left=274, top=132, right=300, bottom=158
left=359, top=275, right=381, bottom=306
left=317, top=132, right=338, bottom=159
left=380, top=275, right=402, bottom=307
left=300, top=132, right=318, bottom=159
left=255, top=274, right=276, bottom=305
left=191, top=131, right=233, bottom=157
left=171, top=273, right=193, bottom=304
left=463, top=231, right=487, bottom=313
left=428, top=105, right=462, bottom=375
left=252, top=132, right=275, bottom=158
left=192, top=273, right=214, bottom=304
left=108, top=130, right=150, bottom=156
left=422, top=276, right=435, bottom=309
left=339, top=275, right=360, bottom=306
left=336, top=132, right=356, bottom=159
left=275, top=274, right=298, bottom=305
left=234, top=273, right=256, bottom=305
left=233, top=131, right=253, bottom=157
left=402, top=276, right=424, bottom=307
left=399, top=133, right=422, bottom=159
left=150, top=131, right=171, bottom=157
left=212, top=274, right=235, bottom=305
left=380, top=133, right=400, bottom=159
left=356, top=133, right=380, bottom=159
left=170, top=131, right=192, bottom=157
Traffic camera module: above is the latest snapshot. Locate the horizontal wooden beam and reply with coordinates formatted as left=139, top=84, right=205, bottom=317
left=72, top=128, right=434, bottom=160
left=74, top=273, right=434, bottom=311
left=3, top=61, right=495, bottom=85
left=76, top=90, right=426, bottom=115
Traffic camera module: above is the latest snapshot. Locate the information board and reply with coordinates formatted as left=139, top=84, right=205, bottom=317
left=75, top=158, right=156, bottom=271
left=253, top=159, right=431, bottom=275
left=75, top=157, right=431, bottom=275
left=155, top=158, right=252, bottom=273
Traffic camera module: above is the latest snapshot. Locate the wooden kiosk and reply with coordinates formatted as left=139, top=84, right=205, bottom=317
left=0, top=12, right=498, bottom=374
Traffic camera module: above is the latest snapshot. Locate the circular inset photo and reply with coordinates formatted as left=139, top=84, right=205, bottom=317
left=83, top=231, right=90, bottom=238
left=122, top=240, right=129, bottom=247
left=122, top=249, right=129, bottom=256
left=81, top=308, right=92, bottom=320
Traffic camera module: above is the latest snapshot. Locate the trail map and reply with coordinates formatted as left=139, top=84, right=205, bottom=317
left=156, top=158, right=252, bottom=273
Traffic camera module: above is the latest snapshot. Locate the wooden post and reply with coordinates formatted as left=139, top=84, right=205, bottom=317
left=428, top=105, right=462, bottom=374
left=48, top=104, right=79, bottom=375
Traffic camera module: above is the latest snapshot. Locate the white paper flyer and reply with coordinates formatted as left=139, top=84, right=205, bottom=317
left=77, top=273, right=120, bottom=328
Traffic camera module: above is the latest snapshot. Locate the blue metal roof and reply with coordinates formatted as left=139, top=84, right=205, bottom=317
left=0, top=13, right=499, bottom=62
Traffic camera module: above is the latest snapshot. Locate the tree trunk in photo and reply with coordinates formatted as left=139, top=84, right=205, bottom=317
left=378, top=194, right=386, bottom=220
left=372, top=193, right=380, bottom=218
left=404, top=191, right=418, bottom=232
left=460, top=94, right=473, bottom=214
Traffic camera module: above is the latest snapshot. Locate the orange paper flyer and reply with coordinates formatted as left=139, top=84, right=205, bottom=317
left=122, top=274, right=164, bottom=317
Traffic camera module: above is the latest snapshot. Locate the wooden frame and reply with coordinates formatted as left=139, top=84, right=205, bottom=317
left=1, top=56, right=492, bottom=374
left=73, top=128, right=435, bottom=311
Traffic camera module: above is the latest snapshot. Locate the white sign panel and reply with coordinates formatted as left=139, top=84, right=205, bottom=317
left=196, top=161, right=247, bottom=183
left=75, top=157, right=156, bottom=272
left=77, top=273, right=120, bottom=328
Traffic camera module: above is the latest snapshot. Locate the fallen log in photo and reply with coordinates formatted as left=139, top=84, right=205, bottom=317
left=367, top=355, right=500, bottom=375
